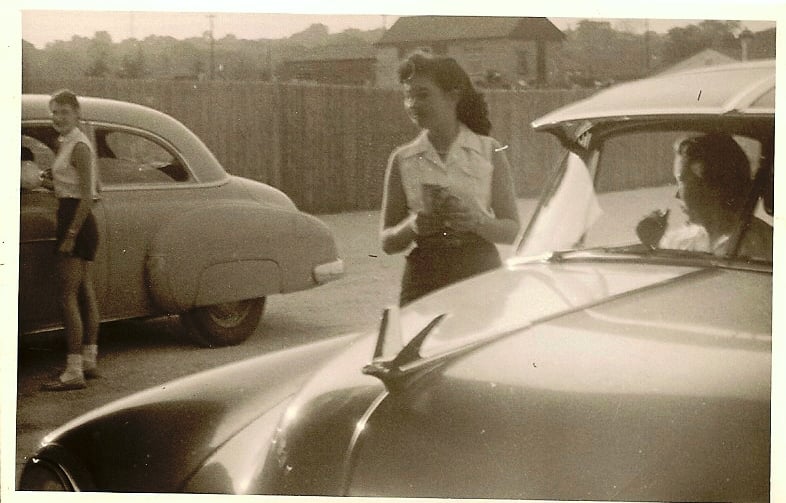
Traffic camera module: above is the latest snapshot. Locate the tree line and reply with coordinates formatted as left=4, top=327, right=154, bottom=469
left=22, top=18, right=767, bottom=88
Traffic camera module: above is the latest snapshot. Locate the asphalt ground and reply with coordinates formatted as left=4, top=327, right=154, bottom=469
left=12, top=203, right=534, bottom=487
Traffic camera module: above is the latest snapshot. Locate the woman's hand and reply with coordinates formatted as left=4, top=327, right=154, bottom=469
left=40, top=168, right=54, bottom=190
left=443, top=208, right=484, bottom=233
left=412, top=211, right=443, bottom=236
left=441, top=195, right=485, bottom=233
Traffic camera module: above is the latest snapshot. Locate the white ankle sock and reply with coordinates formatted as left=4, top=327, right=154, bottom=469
left=82, top=345, right=98, bottom=369
left=61, top=354, right=84, bottom=380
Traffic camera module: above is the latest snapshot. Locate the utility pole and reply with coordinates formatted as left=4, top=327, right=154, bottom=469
left=267, top=40, right=273, bottom=81
left=208, top=14, right=215, bottom=80
left=739, top=29, right=754, bottom=61
left=644, top=19, right=651, bottom=73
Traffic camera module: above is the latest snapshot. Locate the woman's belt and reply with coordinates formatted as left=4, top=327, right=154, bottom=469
left=415, top=230, right=487, bottom=249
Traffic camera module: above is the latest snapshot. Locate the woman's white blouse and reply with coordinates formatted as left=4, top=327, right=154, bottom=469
left=51, top=126, right=99, bottom=200
left=390, top=124, right=502, bottom=218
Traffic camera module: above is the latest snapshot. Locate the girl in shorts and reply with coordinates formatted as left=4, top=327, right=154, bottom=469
left=41, top=89, right=101, bottom=391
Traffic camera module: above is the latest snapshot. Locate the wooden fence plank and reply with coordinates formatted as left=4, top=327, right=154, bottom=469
left=25, top=79, right=656, bottom=213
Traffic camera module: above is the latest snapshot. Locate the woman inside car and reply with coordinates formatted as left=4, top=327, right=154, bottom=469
left=380, top=52, right=520, bottom=305
left=41, top=89, right=102, bottom=391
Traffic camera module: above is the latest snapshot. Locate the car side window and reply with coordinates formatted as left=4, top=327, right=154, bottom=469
left=96, top=129, right=191, bottom=186
left=21, top=134, right=56, bottom=170
left=558, top=130, right=772, bottom=256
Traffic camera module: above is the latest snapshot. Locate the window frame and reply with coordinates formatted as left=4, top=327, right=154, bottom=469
left=90, top=121, right=195, bottom=190
left=21, top=120, right=196, bottom=192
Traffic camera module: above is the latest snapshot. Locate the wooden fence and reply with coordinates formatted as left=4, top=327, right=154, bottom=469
left=25, top=79, right=605, bottom=213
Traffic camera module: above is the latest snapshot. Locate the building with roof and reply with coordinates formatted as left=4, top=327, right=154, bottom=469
left=374, top=16, right=565, bottom=88
left=656, top=48, right=739, bottom=75
left=655, top=28, right=776, bottom=76
left=279, top=45, right=378, bottom=86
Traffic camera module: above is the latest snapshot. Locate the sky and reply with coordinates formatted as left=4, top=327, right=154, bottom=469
left=18, top=0, right=781, bottom=49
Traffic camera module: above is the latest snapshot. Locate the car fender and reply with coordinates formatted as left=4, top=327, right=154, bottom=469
left=25, top=333, right=364, bottom=493
left=146, top=202, right=335, bottom=312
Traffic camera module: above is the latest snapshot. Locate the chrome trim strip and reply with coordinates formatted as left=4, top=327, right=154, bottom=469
left=723, top=75, right=776, bottom=113
left=339, top=390, right=389, bottom=495
left=313, top=259, right=345, bottom=284
left=27, top=457, right=81, bottom=492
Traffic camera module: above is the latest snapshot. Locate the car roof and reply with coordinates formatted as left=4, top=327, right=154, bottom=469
left=531, top=59, right=775, bottom=143
left=22, top=94, right=228, bottom=184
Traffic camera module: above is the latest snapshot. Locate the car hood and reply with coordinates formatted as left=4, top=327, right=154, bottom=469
left=260, top=259, right=771, bottom=500
left=37, top=260, right=771, bottom=498
left=37, top=334, right=358, bottom=492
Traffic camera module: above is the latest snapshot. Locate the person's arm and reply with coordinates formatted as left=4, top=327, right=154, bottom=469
left=482, top=146, right=521, bottom=243
left=58, top=142, right=94, bottom=254
left=443, top=145, right=520, bottom=244
left=379, top=154, right=440, bottom=254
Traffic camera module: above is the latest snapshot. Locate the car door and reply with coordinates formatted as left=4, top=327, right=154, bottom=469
left=89, top=123, right=197, bottom=320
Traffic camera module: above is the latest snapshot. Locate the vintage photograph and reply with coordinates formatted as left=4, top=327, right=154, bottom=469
left=3, top=0, right=781, bottom=501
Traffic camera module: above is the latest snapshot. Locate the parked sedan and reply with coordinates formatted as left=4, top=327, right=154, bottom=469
left=19, top=95, right=344, bottom=347
left=19, top=60, right=774, bottom=500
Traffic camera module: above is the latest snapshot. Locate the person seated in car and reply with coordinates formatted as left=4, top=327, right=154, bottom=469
left=636, top=133, right=772, bottom=260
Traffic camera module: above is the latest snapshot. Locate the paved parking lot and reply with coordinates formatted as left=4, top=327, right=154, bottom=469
left=17, top=187, right=690, bottom=486
left=13, top=209, right=387, bottom=480
left=13, top=201, right=537, bottom=484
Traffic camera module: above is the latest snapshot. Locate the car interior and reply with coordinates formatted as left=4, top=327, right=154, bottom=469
left=582, top=129, right=773, bottom=261
left=20, top=125, right=192, bottom=187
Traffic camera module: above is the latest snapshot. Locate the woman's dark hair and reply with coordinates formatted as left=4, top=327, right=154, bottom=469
left=675, top=133, right=751, bottom=210
left=49, top=88, right=81, bottom=111
left=398, top=51, right=491, bottom=135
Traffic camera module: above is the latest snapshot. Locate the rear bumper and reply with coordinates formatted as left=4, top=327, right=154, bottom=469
left=313, top=258, right=345, bottom=284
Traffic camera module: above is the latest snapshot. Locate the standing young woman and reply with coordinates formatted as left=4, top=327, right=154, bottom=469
left=380, top=52, right=520, bottom=306
left=41, top=89, right=101, bottom=391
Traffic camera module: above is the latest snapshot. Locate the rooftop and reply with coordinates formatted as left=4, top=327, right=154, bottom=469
left=376, top=16, right=565, bottom=45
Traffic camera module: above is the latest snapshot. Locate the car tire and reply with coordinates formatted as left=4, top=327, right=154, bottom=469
left=181, top=297, right=266, bottom=347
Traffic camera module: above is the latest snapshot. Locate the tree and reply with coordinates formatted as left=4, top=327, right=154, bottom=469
left=85, top=31, right=113, bottom=77
left=118, top=43, right=146, bottom=78
left=662, top=20, right=742, bottom=65
left=22, top=40, right=40, bottom=90
left=556, top=19, right=652, bottom=85
left=288, top=23, right=330, bottom=46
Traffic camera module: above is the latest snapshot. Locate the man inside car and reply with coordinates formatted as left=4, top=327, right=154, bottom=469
left=636, top=133, right=772, bottom=260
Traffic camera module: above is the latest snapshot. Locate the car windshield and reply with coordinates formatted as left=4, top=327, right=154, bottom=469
left=516, top=129, right=773, bottom=263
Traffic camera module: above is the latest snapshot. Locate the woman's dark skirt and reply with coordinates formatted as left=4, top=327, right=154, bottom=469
left=56, top=198, right=99, bottom=262
left=399, top=236, right=501, bottom=306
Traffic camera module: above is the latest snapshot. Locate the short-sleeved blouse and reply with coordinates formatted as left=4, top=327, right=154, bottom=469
left=389, top=124, right=504, bottom=219
left=51, top=126, right=99, bottom=200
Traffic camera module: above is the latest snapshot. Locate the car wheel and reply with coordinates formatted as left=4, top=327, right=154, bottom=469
left=181, top=297, right=266, bottom=347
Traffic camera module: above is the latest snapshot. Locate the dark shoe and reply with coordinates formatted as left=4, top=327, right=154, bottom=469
left=41, top=375, right=86, bottom=391
left=83, top=367, right=101, bottom=380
